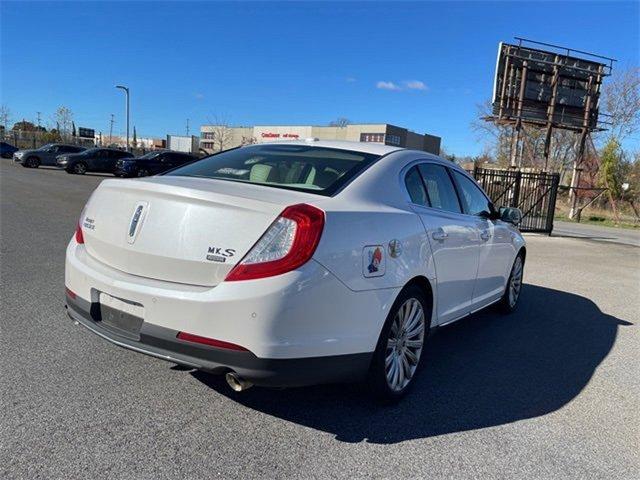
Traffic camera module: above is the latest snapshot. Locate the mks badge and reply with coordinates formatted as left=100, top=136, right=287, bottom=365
left=206, top=246, right=236, bottom=263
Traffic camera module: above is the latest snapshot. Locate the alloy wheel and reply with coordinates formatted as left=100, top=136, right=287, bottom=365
left=74, top=163, right=87, bottom=174
left=508, top=256, right=523, bottom=307
left=385, top=298, right=425, bottom=392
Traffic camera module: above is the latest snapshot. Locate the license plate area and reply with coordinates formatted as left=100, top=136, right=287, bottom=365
left=98, top=292, right=144, bottom=340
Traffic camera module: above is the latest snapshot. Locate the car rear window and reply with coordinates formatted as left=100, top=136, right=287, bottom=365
left=166, top=144, right=380, bottom=196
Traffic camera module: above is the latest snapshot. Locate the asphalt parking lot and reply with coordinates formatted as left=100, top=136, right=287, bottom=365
left=1, top=160, right=639, bottom=479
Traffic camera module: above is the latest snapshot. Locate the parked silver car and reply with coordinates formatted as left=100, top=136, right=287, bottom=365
left=14, top=144, right=86, bottom=168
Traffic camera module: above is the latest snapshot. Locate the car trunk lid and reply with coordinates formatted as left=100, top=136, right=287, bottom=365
left=81, top=177, right=319, bottom=286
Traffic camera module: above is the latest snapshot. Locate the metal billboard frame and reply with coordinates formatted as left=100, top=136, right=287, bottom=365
left=484, top=38, right=616, bottom=219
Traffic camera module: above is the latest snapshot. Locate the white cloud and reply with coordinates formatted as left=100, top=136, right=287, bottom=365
left=404, top=80, right=428, bottom=91
left=346, top=76, right=357, bottom=83
left=376, top=81, right=401, bottom=91
left=194, top=93, right=205, bottom=100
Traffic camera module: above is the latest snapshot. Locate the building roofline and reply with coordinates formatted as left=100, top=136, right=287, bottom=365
left=247, top=139, right=404, bottom=155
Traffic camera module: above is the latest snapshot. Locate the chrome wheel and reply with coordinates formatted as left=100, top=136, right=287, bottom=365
left=385, top=298, right=425, bottom=392
left=508, top=256, right=523, bottom=308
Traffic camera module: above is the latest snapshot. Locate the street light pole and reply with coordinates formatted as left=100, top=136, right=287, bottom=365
left=115, top=85, right=130, bottom=151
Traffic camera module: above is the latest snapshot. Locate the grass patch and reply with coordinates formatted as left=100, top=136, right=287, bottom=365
left=555, top=212, right=640, bottom=230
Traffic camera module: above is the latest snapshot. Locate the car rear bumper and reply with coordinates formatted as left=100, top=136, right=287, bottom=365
left=66, top=239, right=397, bottom=360
left=65, top=291, right=372, bottom=387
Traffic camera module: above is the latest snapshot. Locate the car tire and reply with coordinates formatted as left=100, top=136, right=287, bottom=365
left=72, top=162, right=87, bottom=175
left=24, top=156, right=40, bottom=168
left=137, top=168, right=150, bottom=177
left=367, top=284, right=430, bottom=403
left=498, top=252, right=525, bottom=314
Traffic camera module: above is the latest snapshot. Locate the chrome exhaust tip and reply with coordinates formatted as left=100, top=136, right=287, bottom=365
left=225, top=372, right=253, bottom=392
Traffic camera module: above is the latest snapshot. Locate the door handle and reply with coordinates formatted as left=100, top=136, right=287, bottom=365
left=432, top=229, right=448, bottom=241
left=480, top=231, right=492, bottom=241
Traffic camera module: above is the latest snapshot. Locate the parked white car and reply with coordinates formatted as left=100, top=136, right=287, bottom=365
left=65, top=140, right=525, bottom=401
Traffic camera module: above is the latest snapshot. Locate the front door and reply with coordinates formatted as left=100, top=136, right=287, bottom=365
left=449, top=169, right=515, bottom=310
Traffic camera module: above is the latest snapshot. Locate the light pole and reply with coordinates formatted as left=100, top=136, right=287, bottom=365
left=115, top=85, right=130, bottom=151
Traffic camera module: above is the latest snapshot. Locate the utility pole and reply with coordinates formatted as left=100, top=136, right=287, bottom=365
left=186, top=118, right=190, bottom=136
left=115, top=85, right=130, bottom=151
left=109, top=114, right=115, bottom=145
left=36, top=112, right=42, bottom=129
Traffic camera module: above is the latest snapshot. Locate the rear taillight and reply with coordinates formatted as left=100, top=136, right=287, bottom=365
left=75, top=220, right=84, bottom=244
left=225, top=203, right=325, bottom=281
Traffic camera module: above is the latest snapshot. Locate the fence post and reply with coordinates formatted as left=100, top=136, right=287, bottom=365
left=546, top=174, right=560, bottom=235
left=512, top=170, right=522, bottom=207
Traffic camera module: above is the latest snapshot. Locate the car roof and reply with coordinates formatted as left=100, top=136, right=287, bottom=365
left=252, top=139, right=404, bottom=156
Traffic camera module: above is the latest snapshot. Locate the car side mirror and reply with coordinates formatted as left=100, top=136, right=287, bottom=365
left=499, top=207, right=523, bottom=226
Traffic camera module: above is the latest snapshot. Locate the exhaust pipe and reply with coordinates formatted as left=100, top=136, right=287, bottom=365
left=225, top=372, right=253, bottom=392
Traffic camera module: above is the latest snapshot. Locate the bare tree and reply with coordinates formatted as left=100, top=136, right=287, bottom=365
left=206, top=115, right=234, bottom=152
left=602, top=67, right=640, bottom=141
left=0, top=104, right=11, bottom=133
left=55, top=106, right=74, bottom=140
left=329, top=117, right=350, bottom=128
left=240, top=136, right=257, bottom=146
left=470, top=100, right=512, bottom=165
left=472, top=99, right=578, bottom=171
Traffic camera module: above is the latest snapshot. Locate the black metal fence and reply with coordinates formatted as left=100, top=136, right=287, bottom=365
left=471, top=167, right=560, bottom=234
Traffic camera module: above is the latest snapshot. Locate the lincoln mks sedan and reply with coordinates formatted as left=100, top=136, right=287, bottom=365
left=65, top=140, right=525, bottom=401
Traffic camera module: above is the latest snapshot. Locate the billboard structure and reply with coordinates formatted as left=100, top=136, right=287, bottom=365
left=78, top=127, right=95, bottom=139
left=485, top=38, right=615, bottom=217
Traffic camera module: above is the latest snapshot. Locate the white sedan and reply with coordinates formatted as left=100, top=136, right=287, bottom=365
left=65, top=140, right=525, bottom=401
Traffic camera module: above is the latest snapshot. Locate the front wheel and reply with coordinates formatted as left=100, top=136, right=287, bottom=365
left=137, top=168, right=150, bottom=177
left=71, top=162, right=87, bottom=175
left=367, top=285, right=429, bottom=403
left=24, top=156, right=40, bottom=168
left=499, top=253, right=524, bottom=313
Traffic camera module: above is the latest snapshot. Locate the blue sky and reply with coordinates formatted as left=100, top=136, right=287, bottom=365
left=1, top=1, right=638, bottom=156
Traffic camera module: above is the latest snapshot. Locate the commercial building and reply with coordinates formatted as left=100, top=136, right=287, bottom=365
left=96, top=134, right=166, bottom=150
left=200, top=124, right=441, bottom=155
left=166, top=134, right=199, bottom=154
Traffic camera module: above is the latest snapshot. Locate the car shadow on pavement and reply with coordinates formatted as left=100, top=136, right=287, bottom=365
left=192, top=285, right=632, bottom=444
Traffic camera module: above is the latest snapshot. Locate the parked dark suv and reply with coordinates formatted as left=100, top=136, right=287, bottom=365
left=114, top=150, right=198, bottom=177
left=57, top=148, right=134, bottom=175
left=14, top=144, right=86, bottom=167
left=1, top=142, right=19, bottom=159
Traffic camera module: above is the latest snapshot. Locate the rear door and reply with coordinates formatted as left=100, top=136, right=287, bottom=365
left=90, top=150, right=108, bottom=171
left=42, top=145, right=61, bottom=165
left=406, top=163, right=482, bottom=324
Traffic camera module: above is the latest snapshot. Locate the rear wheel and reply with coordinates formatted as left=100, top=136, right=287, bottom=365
left=71, top=162, right=87, bottom=175
left=24, top=156, right=40, bottom=168
left=367, top=285, right=429, bottom=403
left=499, top=253, right=524, bottom=313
